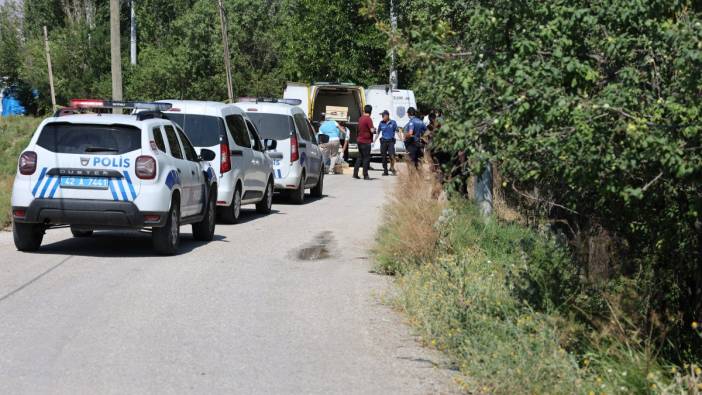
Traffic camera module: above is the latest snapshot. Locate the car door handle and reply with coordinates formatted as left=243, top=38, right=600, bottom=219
left=231, top=150, right=243, bottom=157
left=298, top=142, right=307, bottom=148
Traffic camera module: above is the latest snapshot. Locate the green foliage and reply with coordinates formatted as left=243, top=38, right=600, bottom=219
left=280, top=0, right=389, bottom=85
left=396, top=0, right=702, bottom=362
left=22, top=0, right=64, bottom=37
left=0, top=1, right=22, bottom=81
left=9, top=0, right=388, bottom=111
left=0, top=117, right=42, bottom=227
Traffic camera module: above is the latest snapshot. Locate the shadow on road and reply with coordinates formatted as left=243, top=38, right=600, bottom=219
left=217, top=209, right=283, bottom=225
left=273, top=193, right=330, bottom=206
left=35, top=231, right=228, bottom=258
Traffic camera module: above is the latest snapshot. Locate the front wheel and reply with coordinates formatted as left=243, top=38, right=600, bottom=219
left=192, top=188, right=216, bottom=241
left=13, top=222, right=44, bottom=252
left=256, top=179, right=274, bottom=214
left=153, top=200, right=180, bottom=255
left=310, top=170, right=324, bottom=198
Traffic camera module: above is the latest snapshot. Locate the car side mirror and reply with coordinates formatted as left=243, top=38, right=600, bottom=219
left=199, top=148, right=216, bottom=162
left=264, top=139, right=277, bottom=151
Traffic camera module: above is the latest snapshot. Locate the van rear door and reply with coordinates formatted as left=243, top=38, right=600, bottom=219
left=283, top=83, right=310, bottom=116
left=366, top=87, right=393, bottom=154
left=247, top=112, right=295, bottom=181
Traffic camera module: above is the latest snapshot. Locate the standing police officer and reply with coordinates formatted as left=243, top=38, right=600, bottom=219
left=375, top=110, right=398, bottom=176
left=404, top=107, right=427, bottom=167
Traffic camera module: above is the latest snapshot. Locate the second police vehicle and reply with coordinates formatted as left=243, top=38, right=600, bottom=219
left=234, top=98, right=324, bottom=204
left=157, top=100, right=282, bottom=223
left=11, top=100, right=219, bottom=255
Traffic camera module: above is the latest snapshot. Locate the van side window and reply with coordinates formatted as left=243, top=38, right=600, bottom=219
left=293, top=113, right=311, bottom=141
left=164, top=125, right=184, bottom=159
left=176, top=127, right=198, bottom=161
left=225, top=114, right=252, bottom=148
left=246, top=120, right=263, bottom=152
left=152, top=127, right=166, bottom=152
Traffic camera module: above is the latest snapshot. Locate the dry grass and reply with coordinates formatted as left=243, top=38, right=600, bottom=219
left=0, top=175, right=14, bottom=228
left=373, top=164, right=446, bottom=274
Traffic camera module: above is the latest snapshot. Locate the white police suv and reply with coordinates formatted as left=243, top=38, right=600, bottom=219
left=156, top=100, right=282, bottom=223
left=11, top=100, right=218, bottom=255
left=234, top=98, right=324, bottom=204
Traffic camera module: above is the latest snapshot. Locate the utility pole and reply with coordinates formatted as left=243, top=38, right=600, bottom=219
left=110, top=0, right=123, bottom=112
left=43, top=26, right=57, bottom=111
left=130, top=0, right=137, bottom=65
left=217, top=0, right=234, bottom=102
left=389, top=0, right=398, bottom=89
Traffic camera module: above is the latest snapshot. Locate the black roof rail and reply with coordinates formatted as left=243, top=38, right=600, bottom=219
left=136, top=111, right=164, bottom=121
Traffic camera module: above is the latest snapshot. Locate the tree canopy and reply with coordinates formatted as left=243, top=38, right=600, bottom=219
left=0, top=0, right=391, bottom=110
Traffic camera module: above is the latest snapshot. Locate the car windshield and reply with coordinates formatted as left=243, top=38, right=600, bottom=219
left=36, top=123, right=141, bottom=155
left=162, top=113, right=224, bottom=147
left=246, top=113, right=294, bottom=140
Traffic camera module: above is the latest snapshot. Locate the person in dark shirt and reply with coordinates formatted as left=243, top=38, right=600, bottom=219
left=404, top=107, right=427, bottom=167
left=353, top=105, right=374, bottom=180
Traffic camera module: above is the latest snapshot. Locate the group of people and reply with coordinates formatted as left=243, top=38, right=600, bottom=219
left=316, top=105, right=441, bottom=179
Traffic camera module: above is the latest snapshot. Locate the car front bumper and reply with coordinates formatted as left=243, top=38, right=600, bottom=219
left=13, top=199, right=168, bottom=228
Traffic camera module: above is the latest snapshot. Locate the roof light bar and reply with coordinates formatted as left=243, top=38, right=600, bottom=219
left=69, top=99, right=172, bottom=112
left=236, top=97, right=302, bottom=106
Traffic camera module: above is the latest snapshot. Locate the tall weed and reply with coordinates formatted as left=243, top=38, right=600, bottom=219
left=374, top=167, right=445, bottom=274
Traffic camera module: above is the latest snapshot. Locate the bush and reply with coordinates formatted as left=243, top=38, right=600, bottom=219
left=395, top=0, right=702, bottom=362
left=376, top=173, right=701, bottom=394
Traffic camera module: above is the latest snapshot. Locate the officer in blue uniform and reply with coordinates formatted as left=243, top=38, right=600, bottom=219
left=404, top=107, right=427, bottom=167
left=376, top=110, right=398, bottom=176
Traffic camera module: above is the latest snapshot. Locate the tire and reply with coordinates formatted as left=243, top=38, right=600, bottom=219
left=289, top=174, right=305, bottom=205
left=70, top=227, right=93, bottom=238
left=192, top=188, right=216, bottom=242
left=220, top=185, right=242, bottom=224
left=256, top=179, right=273, bottom=214
left=13, top=222, right=44, bottom=252
left=310, top=170, right=324, bottom=198
left=153, top=199, right=180, bottom=255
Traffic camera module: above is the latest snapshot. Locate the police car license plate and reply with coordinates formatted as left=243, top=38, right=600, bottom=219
left=60, top=176, right=109, bottom=189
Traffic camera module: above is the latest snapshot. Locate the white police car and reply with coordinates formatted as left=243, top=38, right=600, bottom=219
left=10, top=100, right=218, bottom=255
left=156, top=100, right=282, bottom=223
left=234, top=98, right=324, bottom=204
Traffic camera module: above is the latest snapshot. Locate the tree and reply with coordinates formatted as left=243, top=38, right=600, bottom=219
left=394, top=0, right=702, bottom=361
left=280, top=0, right=388, bottom=86
left=0, top=1, right=22, bottom=81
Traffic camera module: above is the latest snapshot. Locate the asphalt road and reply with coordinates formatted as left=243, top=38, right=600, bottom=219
left=0, top=168, right=457, bottom=394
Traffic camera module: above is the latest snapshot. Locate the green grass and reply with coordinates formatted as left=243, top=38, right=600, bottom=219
left=0, top=116, right=42, bottom=228
left=374, top=171, right=701, bottom=394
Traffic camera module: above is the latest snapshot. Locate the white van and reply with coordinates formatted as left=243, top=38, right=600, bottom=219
left=234, top=99, right=324, bottom=204
left=365, top=86, right=417, bottom=157
left=283, top=82, right=366, bottom=159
